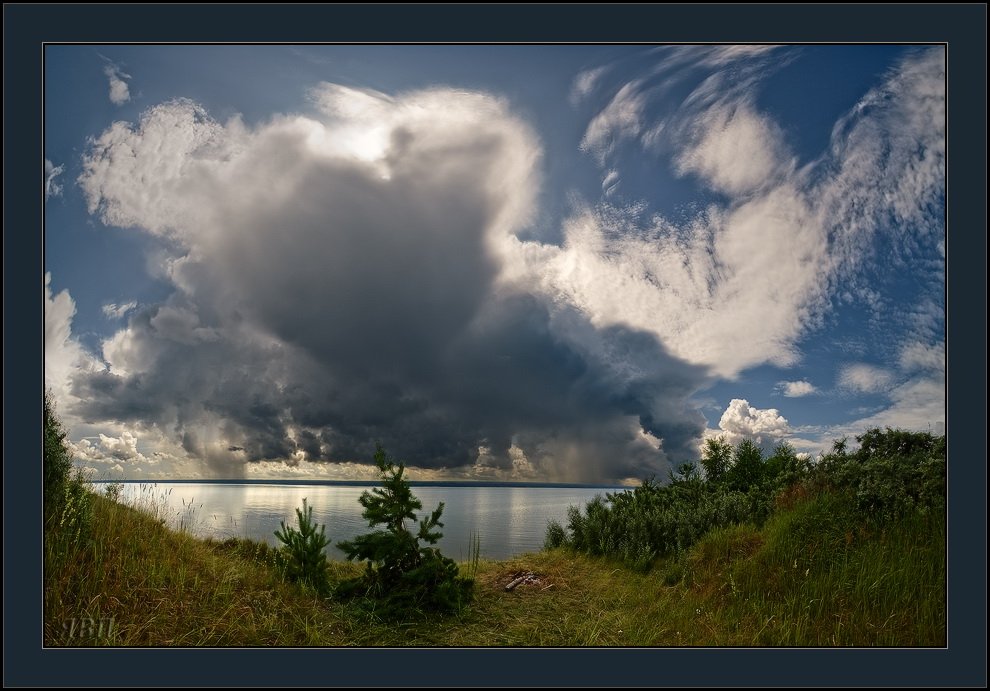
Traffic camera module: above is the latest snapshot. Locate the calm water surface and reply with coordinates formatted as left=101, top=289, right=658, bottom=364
left=117, top=483, right=623, bottom=561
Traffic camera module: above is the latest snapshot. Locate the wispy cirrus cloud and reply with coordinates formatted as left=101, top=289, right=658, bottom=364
left=580, top=81, right=646, bottom=165
left=525, top=47, right=944, bottom=393
left=570, top=65, right=609, bottom=106
left=102, top=301, right=137, bottom=320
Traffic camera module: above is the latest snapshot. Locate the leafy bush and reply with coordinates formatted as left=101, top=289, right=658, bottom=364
left=553, top=477, right=755, bottom=569
left=337, top=444, right=473, bottom=616
left=274, top=498, right=331, bottom=592
left=815, top=427, right=945, bottom=520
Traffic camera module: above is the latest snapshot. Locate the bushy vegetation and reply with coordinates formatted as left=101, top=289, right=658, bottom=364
left=44, top=391, right=93, bottom=556
left=811, top=427, right=946, bottom=519
left=547, top=428, right=944, bottom=571
left=44, top=391, right=73, bottom=510
left=336, top=444, right=474, bottom=616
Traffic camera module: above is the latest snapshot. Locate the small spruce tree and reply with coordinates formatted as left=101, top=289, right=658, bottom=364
left=336, top=444, right=473, bottom=615
left=274, top=498, right=331, bottom=592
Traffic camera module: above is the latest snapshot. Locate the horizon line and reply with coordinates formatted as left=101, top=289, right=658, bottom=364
left=89, top=478, right=634, bottom=489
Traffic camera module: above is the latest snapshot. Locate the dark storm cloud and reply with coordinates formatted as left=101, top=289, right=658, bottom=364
left=74, top=87, right=712, bottom=481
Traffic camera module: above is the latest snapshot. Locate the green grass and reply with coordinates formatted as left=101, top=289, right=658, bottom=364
left=680, top=493, right=945, bottom=646
left=44, top=486, right=944, bottom=646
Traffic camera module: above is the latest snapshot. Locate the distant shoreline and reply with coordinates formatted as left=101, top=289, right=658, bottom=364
left=88, top=478, right=632, bottom=490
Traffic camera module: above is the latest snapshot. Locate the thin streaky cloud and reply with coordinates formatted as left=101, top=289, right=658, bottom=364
left=45, top=158, right=64, bottom=200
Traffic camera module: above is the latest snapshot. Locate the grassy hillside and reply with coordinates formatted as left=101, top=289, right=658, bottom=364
left=44, top=392, right=944, bottom=646
left=44, top=484, right=943, bottom=646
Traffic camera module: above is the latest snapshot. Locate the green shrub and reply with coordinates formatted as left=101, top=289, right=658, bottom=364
left=336, top=444, right=473, bottom=616
left=44, top=391, right=74, bottom=522
left=813, top=427, right=945, bottom=520
left=544, top=519, right=568, bottom=549
left=274, top=498, right=331, bottom=593
left=550, top=474, right=756, bottom=568
left=44, top=392, right=92, bottom=545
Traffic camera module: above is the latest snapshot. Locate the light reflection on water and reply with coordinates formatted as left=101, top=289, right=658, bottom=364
left=117, top=483, right=622, bottom=561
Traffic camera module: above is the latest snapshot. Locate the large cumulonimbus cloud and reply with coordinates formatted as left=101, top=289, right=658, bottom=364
left=73, top=85, right=709, bottom=481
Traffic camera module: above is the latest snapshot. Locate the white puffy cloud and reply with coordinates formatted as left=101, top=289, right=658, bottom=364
left=103, top=62, right=131, bottom=105
left=66, top=429, right=154, bottom=479
left=98, top=431, right=146, bottom=462
left=69, top=431, right=148, bottom=465
left=837, top=363, right=894, bottom=394
left=45, top=273, right=99, bottom=406
left=776, top=380, right=817, bottom=397
left=676, top=102, right=794, bottom=196
left=79, top=100, right=229, bottom=236
left=45, top=159, right=64, bottom=200
left=717, top=398, right=791, bottom=446
left=519, top=182, right=825, bottom=377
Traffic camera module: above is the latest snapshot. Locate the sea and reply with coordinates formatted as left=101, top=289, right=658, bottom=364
left=107, top=481, right=628, bottom=561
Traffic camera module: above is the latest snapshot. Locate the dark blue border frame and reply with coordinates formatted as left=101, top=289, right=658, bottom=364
left=5, top=4, right=986, bottom=687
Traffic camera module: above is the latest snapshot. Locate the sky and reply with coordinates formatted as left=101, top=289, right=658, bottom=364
left=44, top=45, right=946, bottom=484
